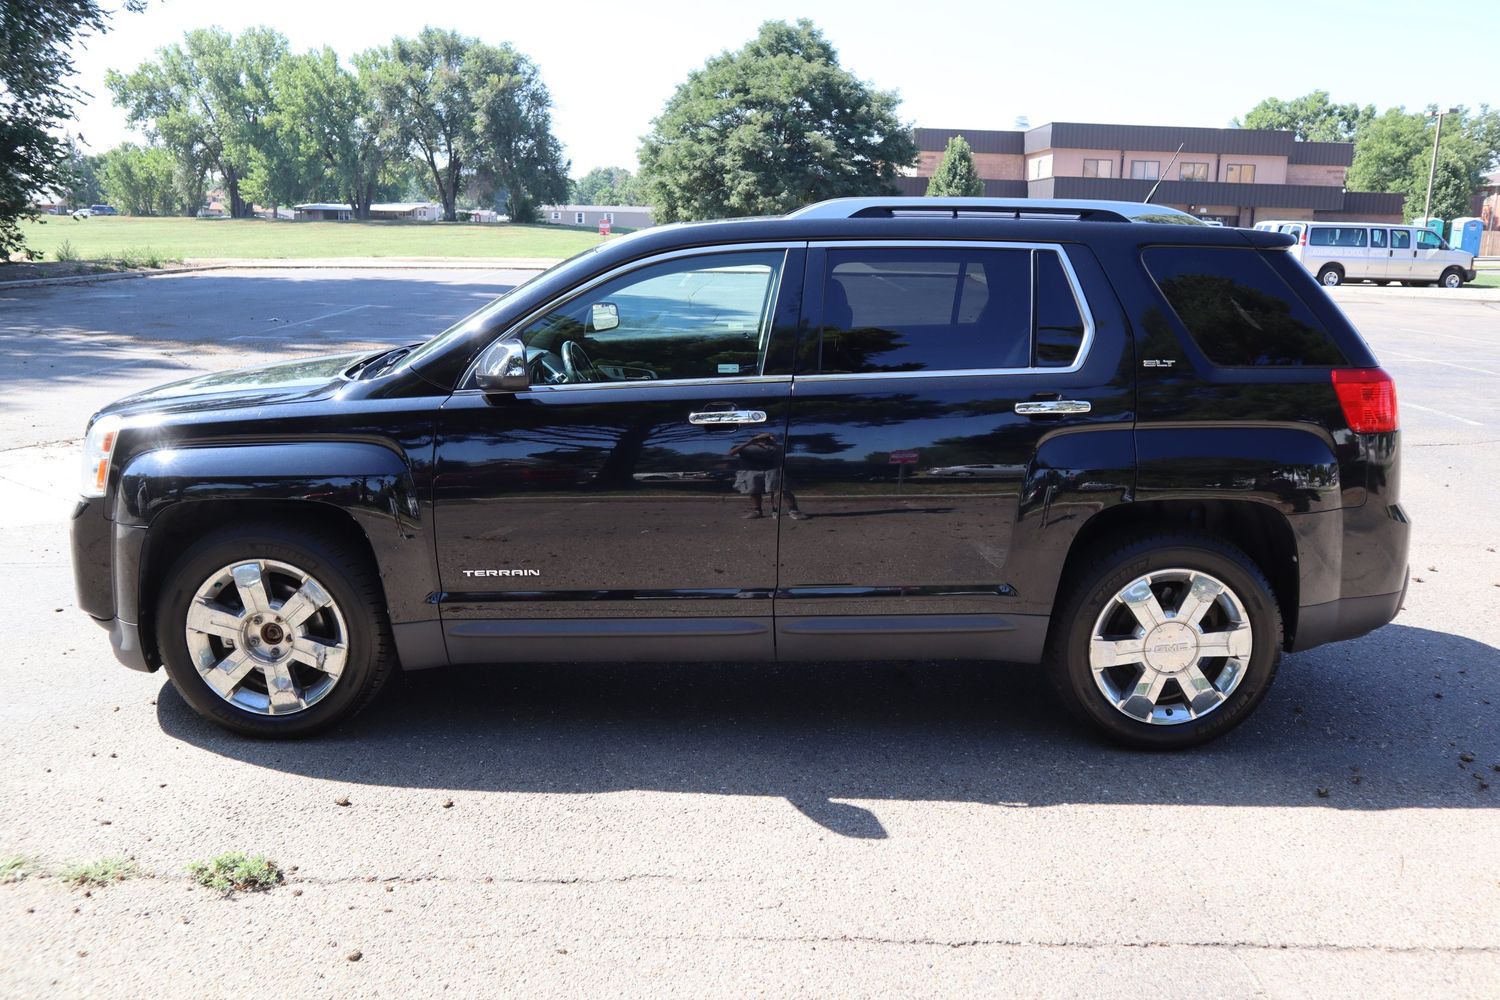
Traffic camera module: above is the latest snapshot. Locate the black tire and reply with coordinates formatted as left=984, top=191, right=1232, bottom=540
left=1316, top=265, right=1343, bottom=287
left=1045, top=531, right=1282, bottom=750
left=1440, top=268, right=1465, bottom=289
left=155, top=522, right=393, bottom=738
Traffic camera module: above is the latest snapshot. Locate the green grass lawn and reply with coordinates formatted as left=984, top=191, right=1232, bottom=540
left=17, top=215, right=615, bottom=262
left=1471, top=270, right=1499, bottom=288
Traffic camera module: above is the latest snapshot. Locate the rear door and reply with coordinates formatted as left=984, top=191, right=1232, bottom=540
left=1368, top=228, right=1391, bottom=280
left=774, top=240, right=1133, bottom=660
left=1388, top=228, right=1414, bottom=279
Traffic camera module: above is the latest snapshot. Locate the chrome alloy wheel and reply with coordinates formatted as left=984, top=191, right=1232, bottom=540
left=184, top=559, right=349, bottom=716
left=1088, top=569, right=1253, bottom=726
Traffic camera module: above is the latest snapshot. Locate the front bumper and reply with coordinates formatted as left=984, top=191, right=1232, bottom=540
left=1464, top=268, right=1478, bottom=282
left=73, top=496, right=156, bottom=671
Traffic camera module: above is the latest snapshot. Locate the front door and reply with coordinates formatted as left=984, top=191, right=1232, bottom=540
left=774, top=241, right=1134, bottom=661
left=433, top=246, right=803, bottom=662
left=1413, top=228, right=1447, bottom=281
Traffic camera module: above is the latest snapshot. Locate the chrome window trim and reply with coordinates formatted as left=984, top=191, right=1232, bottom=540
left=802, top=239, right=1097, bottom=380
left=450, top=373, right=794, bottom=397
left=459, top=242, right=805, bottom=392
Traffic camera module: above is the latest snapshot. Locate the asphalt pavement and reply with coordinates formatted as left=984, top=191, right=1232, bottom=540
left=0, top=267, right=1496, bottom=998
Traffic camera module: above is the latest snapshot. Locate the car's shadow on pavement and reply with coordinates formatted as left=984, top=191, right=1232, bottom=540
left=156, top=623, right=1500, bottom=838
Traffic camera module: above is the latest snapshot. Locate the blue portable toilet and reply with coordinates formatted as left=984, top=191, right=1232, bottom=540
left=1449, top=217, right=1482, bottom=255
left=1411, top=217, right=1446, bottom=238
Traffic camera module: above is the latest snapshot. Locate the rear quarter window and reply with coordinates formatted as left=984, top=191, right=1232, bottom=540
left=1142, top=246, right=1347, bottom=367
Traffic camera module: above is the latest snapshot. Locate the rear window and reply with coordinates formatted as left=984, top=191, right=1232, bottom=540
left=1308, top=227, right=1367, bottom=247
left=1142, top=246, right=1347, bottom=367
left=814, top=248, right=1088, bottom=374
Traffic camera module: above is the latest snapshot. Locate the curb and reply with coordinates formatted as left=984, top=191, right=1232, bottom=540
left=1328, top=285, right=1500, bottom=303
left=0, top=257, right=557, bottom=291
left=0, top=263, right=236, bottom=291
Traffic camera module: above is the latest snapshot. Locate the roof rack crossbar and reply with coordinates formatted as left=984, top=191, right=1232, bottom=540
left=786, top=197, right=1203, bottom=225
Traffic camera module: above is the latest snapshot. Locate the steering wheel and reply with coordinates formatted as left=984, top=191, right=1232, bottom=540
left=561, top=340, right=602, bottom=383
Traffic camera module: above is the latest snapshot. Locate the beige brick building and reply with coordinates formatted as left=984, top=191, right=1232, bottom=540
left=903, top=122, right=1404, bottom=227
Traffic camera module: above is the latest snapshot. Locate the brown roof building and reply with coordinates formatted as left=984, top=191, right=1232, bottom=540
left=903, top=122, right=1405, bottom=227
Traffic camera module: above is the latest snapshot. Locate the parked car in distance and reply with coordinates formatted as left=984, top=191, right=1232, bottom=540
left=1253, top=220, right=1475, bottom=288
left=72, top=197, right=1409, bottom=749
left=88, top=204, right=119, bottom=216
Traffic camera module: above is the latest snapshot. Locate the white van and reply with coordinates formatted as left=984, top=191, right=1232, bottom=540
left=1253, top=220, right=1476, bottom=288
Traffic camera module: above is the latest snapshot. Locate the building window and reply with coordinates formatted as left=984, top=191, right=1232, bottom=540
left=1130, top=160, right=1160, bottom=181
left=575, top=211, right=585, bottom=225
left=603, top=212, right=614, bottom=224
left=1225, top=163, right=1256, bottom=183
left=1180, top=161, right=1209, bottom=181
left=550, top=211, right=560, bottom=222
left=1082, top=159, right=1112, bottom=178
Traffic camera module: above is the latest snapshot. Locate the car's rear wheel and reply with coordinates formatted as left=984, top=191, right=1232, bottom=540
left=155, top=523, right=393, bottom=738
left=1440, top=268, right=1465, bottom=289
left=1316, top=265, right=1343, bottom=286
left=1046, top=532, right=1282, bottom=749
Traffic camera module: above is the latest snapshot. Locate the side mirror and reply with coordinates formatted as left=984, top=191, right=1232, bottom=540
left=474, top=340, right=529, bottom=393
left=590, top=301, right=619, bottom=332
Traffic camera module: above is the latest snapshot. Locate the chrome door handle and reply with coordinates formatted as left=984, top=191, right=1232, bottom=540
left=1014, top=400, right=1091, bottom=416
left=688, top=409, right=767, bottom=425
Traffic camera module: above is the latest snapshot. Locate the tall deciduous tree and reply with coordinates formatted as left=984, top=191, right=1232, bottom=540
left=925, top=135, right=983, bottom=197
left=1234, top=90, right=1375, bottom=142
left=0, top=0, right=141, bottom=260
left=107, top=26, right=288, bottom=218
left=368, top=29, right=567, bottom=222
left=571, top=166, right=644, bottom=206
left=638, top=20, right=917, bottom=222
left=1349, top=105, right=1499, bottom=221
left=100, top=142, right=176, bottom=215
left=272, top=48, right=399, bottom=219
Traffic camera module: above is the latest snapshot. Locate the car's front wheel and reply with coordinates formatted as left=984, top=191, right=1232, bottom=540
left=1046, top=532, right=1282, bottom=749
left=155, top=522, right=393, bottom=738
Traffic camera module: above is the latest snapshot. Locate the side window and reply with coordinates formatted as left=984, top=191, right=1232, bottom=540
left=518, top=251, right=785, bottom=384
left=1390, top=229, right=1411, bottom=249
left=816, top=248, right=1031, bottom=374
left=1142, top=246, right=1347, bottom=367
left=1034, top=251, right=1087, bottom=367
left=1416, top=230, right=1443, bottom=250
left=1370, top=229, right=1387, bottom=249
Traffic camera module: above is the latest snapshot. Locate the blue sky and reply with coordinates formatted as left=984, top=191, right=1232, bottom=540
left=66, top=0, right=1493, bottom=175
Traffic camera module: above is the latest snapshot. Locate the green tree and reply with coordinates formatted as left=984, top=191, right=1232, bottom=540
left=0, top=0, right=142, bottom=260
left=1349, top=106, right=1498, bottom=221
left=638, top=20, right=917, bottom=222
left=61, top=139, right=106, bottom=208
left=270, top=48, right=404, bottom=219
left=572, top=166, right=644, bottom=205
left=108, top=27, right=288, bottom=218
left=100, top=143, right=177, bottom=215
left=368, top=29, right=568, bottom=222
left=1235, top=90, right=1374, bottom=142
left=925, top=135, right=983, bottom=197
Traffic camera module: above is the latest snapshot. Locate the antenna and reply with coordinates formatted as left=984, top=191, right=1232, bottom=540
left=1145, top=142, right=1185, bottom=204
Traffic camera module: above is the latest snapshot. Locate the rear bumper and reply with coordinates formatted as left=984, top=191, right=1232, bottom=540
left=1288, top=569, right=1407, bottom=653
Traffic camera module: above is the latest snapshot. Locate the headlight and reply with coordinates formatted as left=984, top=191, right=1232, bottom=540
left=80, top=415, right=122, bottom=498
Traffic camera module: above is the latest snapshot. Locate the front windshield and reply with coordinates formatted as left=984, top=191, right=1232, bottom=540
left=397, top=244, right=605, bottom=370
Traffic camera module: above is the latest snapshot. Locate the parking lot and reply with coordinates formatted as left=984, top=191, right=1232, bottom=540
left=0, top=268, right=1496, bottom=997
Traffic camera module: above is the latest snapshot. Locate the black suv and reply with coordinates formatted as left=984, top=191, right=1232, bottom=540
left=71, top=198, right=1409, bottom=748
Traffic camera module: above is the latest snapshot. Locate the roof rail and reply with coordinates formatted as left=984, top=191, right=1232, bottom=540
left=786, top=197, right=1206, bottom=225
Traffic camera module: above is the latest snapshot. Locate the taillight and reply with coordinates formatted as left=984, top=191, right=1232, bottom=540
left=1299, top=228, right=1307, bottom=245
left=1331, top=368, right=1398, bottom=433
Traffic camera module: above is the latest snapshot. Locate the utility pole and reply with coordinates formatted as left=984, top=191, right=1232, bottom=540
left=1423, top=107, right=1459, bottom=223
